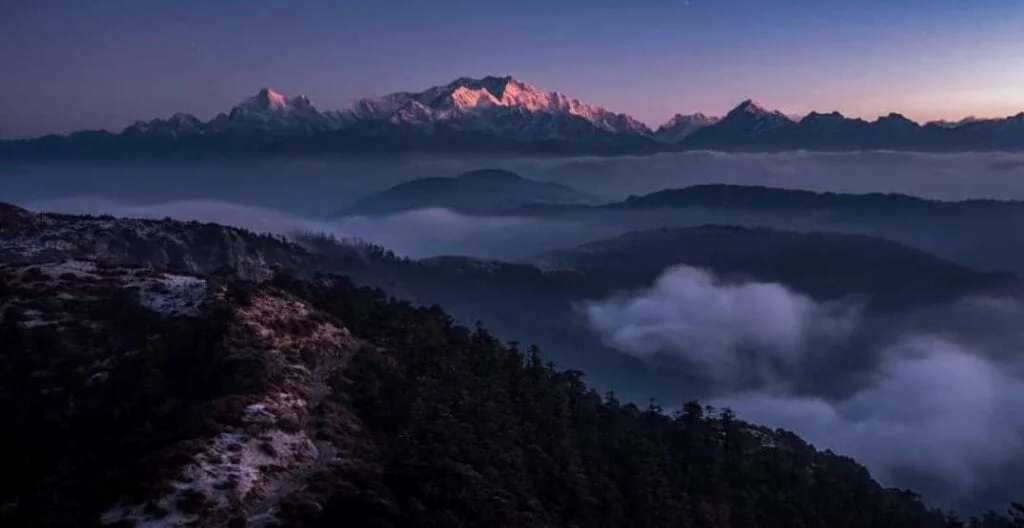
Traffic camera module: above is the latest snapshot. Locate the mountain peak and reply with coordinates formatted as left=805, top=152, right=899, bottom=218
left=665, top=112, right=715, bottom=124
left=876, top=112, right=920, bottom=128
left=231, top=87, right=319, bottom=115
left=448, top=75, right=530, bottom=100
left=345, top=75, right=650, bottom=139
left=212, top=87, right=334, bottom=131
left=235, top=87, right=316, bottom=114
left=682, top=99, right=796, bottom=144
left=444, top=75, right=544, bottom=106
left=722, top=100, right=794, bottom=124
left=255, top=87, right=288, bottom=108
left=880, top=112, right=912, bottom=121
left=229, top=88, right=292, bottom=116
left=655, top=113, right=721, bottom=141
left=720, top=99, right=793, bottom=125
left=801, top=111, right=848, bottom=123
left=734, top=99, right=770, bottom=114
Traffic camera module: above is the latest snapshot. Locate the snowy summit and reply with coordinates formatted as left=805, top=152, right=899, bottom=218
left=343, top=75, right=652, bottom=138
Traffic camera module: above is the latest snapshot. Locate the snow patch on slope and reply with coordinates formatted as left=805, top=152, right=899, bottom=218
left=102, top=390, right=317, bottom=528
left=37, top=260, right=101, bottom=280
left=137, top=274, right=207, bottom=316
left=14, top=260, right=207, bottom=317
left=102, top=288, right=359, bottom=527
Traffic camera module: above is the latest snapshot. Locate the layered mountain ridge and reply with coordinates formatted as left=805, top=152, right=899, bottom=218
left=511, top=183, right=1024, bottom=274
left=3, top=75, right=1024, bottom=158
left=339, top=168, right=599, bottom=216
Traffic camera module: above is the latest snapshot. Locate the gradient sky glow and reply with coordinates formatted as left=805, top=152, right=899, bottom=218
left=2, top=0, right=1024, bottom=138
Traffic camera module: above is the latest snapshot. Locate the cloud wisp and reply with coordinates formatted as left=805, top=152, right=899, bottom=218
left=582, top=266, right=860, bottom=388
left=24, top=197, right=620, bottom=261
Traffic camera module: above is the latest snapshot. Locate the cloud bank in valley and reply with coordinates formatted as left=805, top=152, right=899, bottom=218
left=583, top=265, right=1024, bottom=510
left=24, top=197, right=621, bottom=261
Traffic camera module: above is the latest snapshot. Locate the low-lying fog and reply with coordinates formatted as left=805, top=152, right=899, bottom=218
left=4, top=150, right=1024, bottom=216
left=4, top=150, right=1024, bottom=512
left=21, top=197, right=617, bottom=261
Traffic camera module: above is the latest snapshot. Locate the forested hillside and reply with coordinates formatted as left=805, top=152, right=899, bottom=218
left=274, top=274, right=1023, bottom=528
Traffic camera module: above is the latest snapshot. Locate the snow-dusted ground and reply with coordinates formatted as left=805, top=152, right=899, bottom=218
left=101, top=289, right=359, bottom=527
left=0, top=235, right=75, bottom=258
left=101, top=391, right=318, bottom=528
left=745, top=427, right=780, bottom=450
left=30, top=260, right=208, bottom=316
left=1, top=258, right=363, bottom=527
left=137, top=274, right=207, bottom=316
left=1, top=260, right=210, bottom=336
left=37, top=259, right=100, bottom=279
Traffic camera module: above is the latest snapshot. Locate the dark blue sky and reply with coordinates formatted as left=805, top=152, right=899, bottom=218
left=2, top=0, right=1022, bottom=138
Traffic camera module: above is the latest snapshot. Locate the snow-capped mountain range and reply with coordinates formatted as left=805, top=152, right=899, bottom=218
left=4, top=75, right=1024, bottom=158
left=346, top=76, right=651, bottom=136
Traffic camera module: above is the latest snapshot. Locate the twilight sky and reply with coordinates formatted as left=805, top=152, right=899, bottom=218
left=2, top=0, right=1023, bottom=139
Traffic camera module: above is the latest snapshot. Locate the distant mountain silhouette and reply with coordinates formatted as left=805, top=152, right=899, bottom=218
left=514, top=184, right=1024, bottom=275
left=681, top=102, right=1024, bottom=151
left=514, top=184, right=1024, bottom=214
left=340, top=169, right=597, bottom=216
left=533, top=225, right=1013, bottom=309
left=4, top=76, right=1024, bottom=159
left=682, top=100, right=794, bottom=148
left=615, top=184, right=983, bottom=211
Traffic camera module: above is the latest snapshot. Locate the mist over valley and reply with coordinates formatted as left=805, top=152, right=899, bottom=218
left=5, top=152, right=1024, bottom=518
